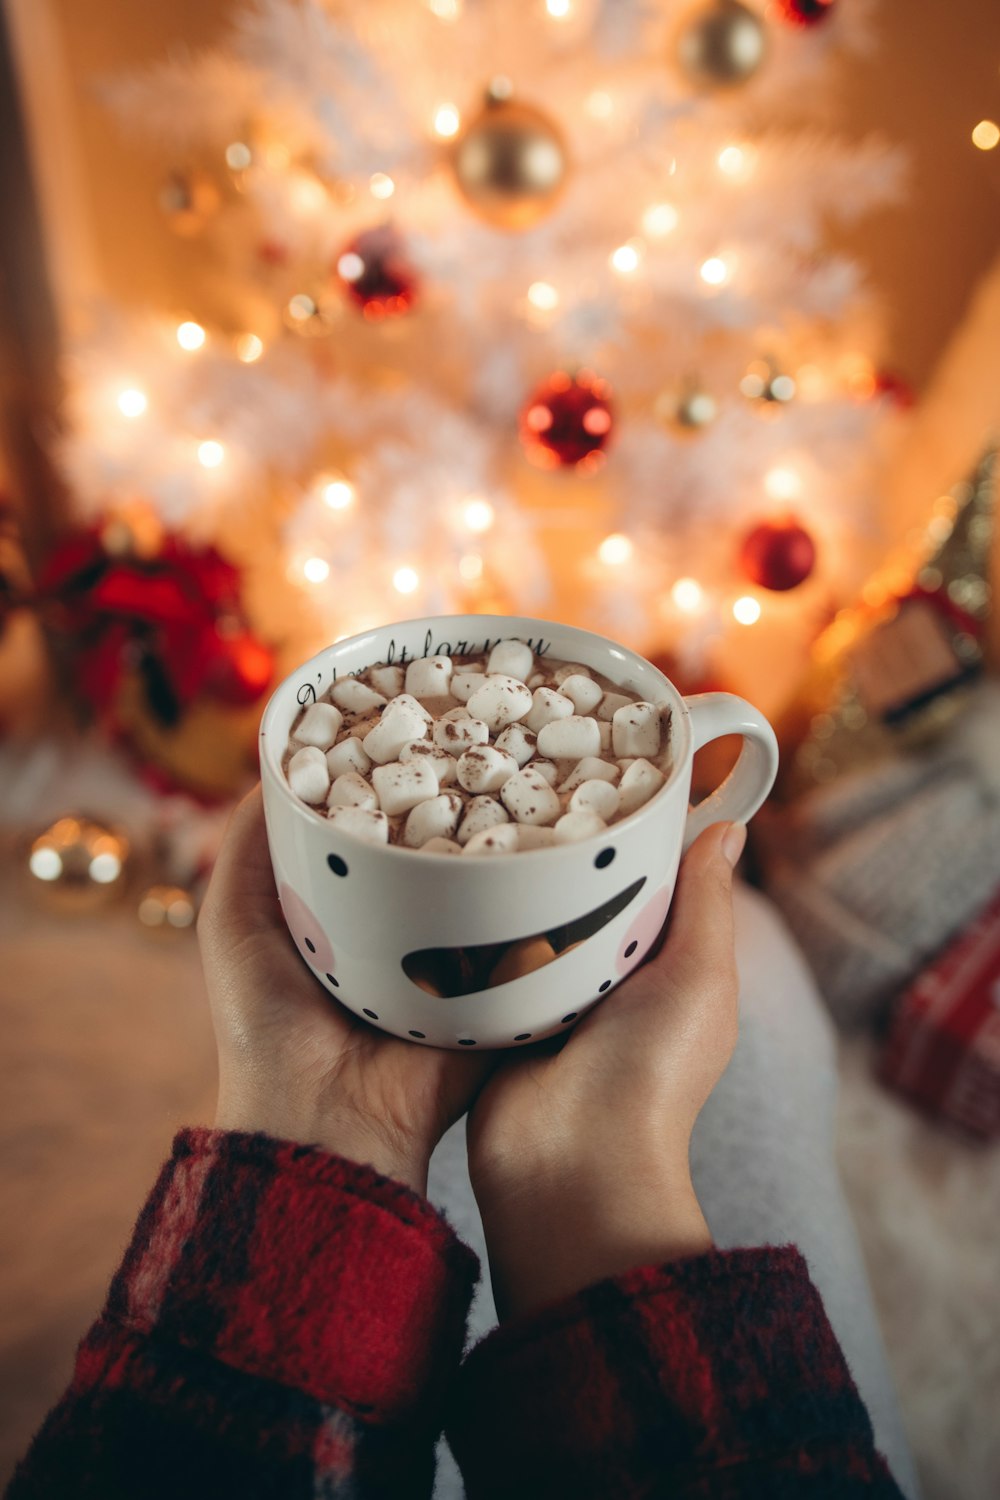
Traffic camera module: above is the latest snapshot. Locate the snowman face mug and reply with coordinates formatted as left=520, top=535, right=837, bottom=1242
left=259, top=615, right=778, bottom=1049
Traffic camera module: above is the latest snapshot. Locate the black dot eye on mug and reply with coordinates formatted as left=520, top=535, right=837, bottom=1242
left=327, top=854, right=349, bottom=877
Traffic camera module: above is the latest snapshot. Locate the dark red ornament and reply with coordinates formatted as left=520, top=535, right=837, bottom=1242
left=740, top=517, right=817, bottom=591
left=334, top=225, right=417, bottom=320
left=774, top=0, right=837, bottom=25
left=873, top=368, right=916, bottom=410
left=519, top=370, right=614, bottom=471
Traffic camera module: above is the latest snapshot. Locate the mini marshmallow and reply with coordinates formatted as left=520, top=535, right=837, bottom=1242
left=500, top=767, right=562, bottom=826
left=495, top=723, right=537, bottom=768
left=559, top=756, right=621, bottom=793
left=331, top=678, right=387, bottom=715
left=466, top=674, right=533, bottom=733
left=598, top=721, right=613, bottom=752
left=597, top=692, right=632, bottom=721
left=368, top=664, right=404, bottom=697
left=559, top=673, right=604, bottom=715
left=420, top=837, right=463, bottom=856
left=526, top=759, right=559, bottom=787
left=451, top=671, right=486, bottom=704
left=515, top=825, right=558, bottom=851
left=552, top=661, right=592, bottom=686
left=612, top=701, right=662, bottom=759
left=433, top=716, right=490, bottom=756
left=536, top=715, right=602, bottom=761
left=371, top=760, right=440, bottom=815
left=326, top=737, right=372, bottom=779
left=400, top=740, right=457, bottom=785
left=327, top=771, right=378, bottom=811
left=403, top=791, right=464, bottom=848
left=569, top=778, right=620, bottom=820
left=457, top=795, right=510, bottom=846
left=527, top=672, right=547, bottom=689
left=439, top=705, right=471, bottom=722
left=390, top=692, right=433, bottom=723
left=554, top=810, right=608, bottom=843
left=457, top=745, right=520, bottom=794
left=327, top=805, right=389, bottom=845
left=462, top=824, right=520, bottom=856
left=287, top=746, right=330, bottom=804
left=405, top=655, right=454, bottom=698
left=617, top=757, right=666, bottom=817
left=486, top=639, right=534, bottom=682
left=293, top=701, right=344, bottom=749
left=524, top=687, right=575, bottom=734
left=363, top=702, right=428, bottom=765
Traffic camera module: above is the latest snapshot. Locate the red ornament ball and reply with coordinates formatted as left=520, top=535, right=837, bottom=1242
left=334, top=225, right=417, bottom=320
left=774, top=0, right=837, bottom=24
left=740, top=517, right=817, bottom=591
left=520, top=370, right=614, bottom=471
left=873, top=368, right=916, bottom=410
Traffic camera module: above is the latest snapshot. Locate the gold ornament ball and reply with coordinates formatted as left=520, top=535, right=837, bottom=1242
left=676, top=0, right=769, bottom=89
left=453, top=94, right=569, bottom=231
left=137, top=884, right=197, bottom=932
left=159, top=170, right=221, bottom=237
left=27, top=816, right=130, bottom=910
left=656, top=385, right=718, bottom=433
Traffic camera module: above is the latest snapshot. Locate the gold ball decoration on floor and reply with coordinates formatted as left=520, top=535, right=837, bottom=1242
left=452, top=86, right=569, bottom=231
left=675, top=0, right=769, bottom=90
left=27, top=817, right=130, bottom=910
left=137, top=884, right=197, bottom=932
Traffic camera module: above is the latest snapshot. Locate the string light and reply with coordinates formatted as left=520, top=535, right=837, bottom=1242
left=303, top=556, right=330, bottom=584
left=369, top=172, right=395, bottom=199
left=463, top=498, right=495, bottom=533
left=546, top=0, right=572, bottom=16
left=89, top=850, right=123, bottom=884
left=764, top=466, right=802, bottom=501
left=733, top=595, right=761, bottom=625
left=971, top=119, right=999, bottom=151
left=197, top=440, right=225, bottom=469
left=393, top=566, right=420, bottom=594
left=336, top=253, right=364, bottom=284
left=717, top=145, right=746, bottom=176
left=527, top=281, right=559, bottom=310
left=598, top=533, right=633, bottom=566
left=585, top=90, right=613, bottom=120
left=699, top=257, right=730, bottom=287
left=433, top=103, right=461, bottom=138
left=236, top=333, right=264, bottom=364
left=177, top=321, right=206, bottom=351
left=642, top=203, right=678, bottom=237
left=611, top=240, right=643, bottom=274
left=671, top=578, right=703, bottom=612
left=117, top=388, right=147, bottom=418
left=459, top=552, right=483, bottom=581
left=322, top=477, right=355, bottom=511
left=427, top=0, right=461, bottom=17
left=288, top=293, right=320, bottom=321
left=29, top=847, right=62, bottom=881
left=291, top=175, right=326, bottom=215
left=225, top=141, right=253, bottom=172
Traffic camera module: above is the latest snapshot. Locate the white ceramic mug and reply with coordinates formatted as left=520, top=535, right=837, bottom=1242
left=259, top=615, right=778, bottom=1049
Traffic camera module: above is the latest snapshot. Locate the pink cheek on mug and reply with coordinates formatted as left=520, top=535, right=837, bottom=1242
left=278, top=882, right=335, bottom=974
left=616, top=883, right=673, bottom=976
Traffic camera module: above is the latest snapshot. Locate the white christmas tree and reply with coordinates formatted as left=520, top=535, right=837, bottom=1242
left=58, top=0, right=908, bottom=703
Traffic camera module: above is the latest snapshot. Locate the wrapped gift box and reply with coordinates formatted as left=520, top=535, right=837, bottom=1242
left=880, top=888, right=1000, bottom=1140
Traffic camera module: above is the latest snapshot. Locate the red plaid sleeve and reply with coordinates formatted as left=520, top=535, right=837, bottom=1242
left=447, top=1246, right=904, bottom=1498
left=8, top=1127, right=479, bottom=1499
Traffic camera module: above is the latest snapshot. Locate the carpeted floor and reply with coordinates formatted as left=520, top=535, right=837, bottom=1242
left=0, top=836, right=997, bottom=1496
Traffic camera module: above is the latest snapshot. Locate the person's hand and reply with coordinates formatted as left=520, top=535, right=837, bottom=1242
left=197, top=788, right=489, bottom=1195
left=466, top=821, right=745, bottom=1319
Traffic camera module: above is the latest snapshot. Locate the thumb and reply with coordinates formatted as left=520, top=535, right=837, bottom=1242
left=649, top=821, right=744, bottom=999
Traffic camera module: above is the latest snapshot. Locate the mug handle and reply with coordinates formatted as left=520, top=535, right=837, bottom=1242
left=681, top=693, right=779, bottom=853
